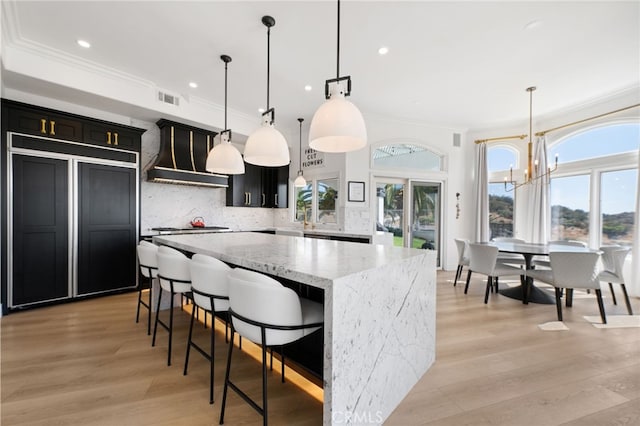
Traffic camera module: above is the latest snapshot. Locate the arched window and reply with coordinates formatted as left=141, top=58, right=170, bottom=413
left=487, top=146, right=518, bottom=172
left=549, top=122, right=639, bottom=246
left=372, top=143, right=442, bottom=171
left=549, top=123, right=639, bottom=163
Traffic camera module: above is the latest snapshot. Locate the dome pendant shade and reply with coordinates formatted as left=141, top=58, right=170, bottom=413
left=206, top=133, right=245, bottom=175
left=244, top=120, right=290, bottom=167
left=294, top=174, right=307, bottom=187
left=309, top=88, right=367, bottom=153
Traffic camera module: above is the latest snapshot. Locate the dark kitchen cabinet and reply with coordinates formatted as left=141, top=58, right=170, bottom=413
left=7, top=104, right=83, bottom=142
left=77, top=163, right=137, bottom=295
left=1, top=99, right=145, bottom=313
left=83, top=122, right=141, bottom=151
left=226, top=162, right=263, bottom=207
left=226, top=164, right=289, bottom=208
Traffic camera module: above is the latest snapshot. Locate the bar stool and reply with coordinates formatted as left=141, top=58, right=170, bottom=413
left=184, top=254, right=232, bottom=404
left=136, top=240, right=158, bottom=335
left=219, top=269, right=323, bottom=426
left=152, top=245, right=192, bottom=366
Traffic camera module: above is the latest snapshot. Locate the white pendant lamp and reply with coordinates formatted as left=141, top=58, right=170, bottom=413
left=243, top=16, right=290, bottom=167
left=294, top=118, right=307, bottom=187
left=206, top=55, right=245, bottom=175
left=309, top=0, right=367, bottom=153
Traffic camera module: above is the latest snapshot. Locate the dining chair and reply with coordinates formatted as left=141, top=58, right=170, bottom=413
left=464, top=243, right=524, bottom=304
left=183, top=253, right=232, bottom=404
left=526, top=251, right=606, bottom=323
left=453, top=238, right=470, bottom=286
left=533, top=240, right=587, bottom=269
left=152, top=245, right=192, bottom=366
left=598, top=246, right=633, bottom=315
left=136, top=240, right=158, bottom=335
left=491, top=237, right=527, bottom=267
left=219, top=268, right=323, bottom=426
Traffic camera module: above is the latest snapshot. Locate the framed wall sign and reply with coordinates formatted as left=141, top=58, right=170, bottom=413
left=348, top=181, right=365, bottom=202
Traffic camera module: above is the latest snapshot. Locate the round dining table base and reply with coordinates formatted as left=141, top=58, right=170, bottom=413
left=499, top=285, right=555, bottom=305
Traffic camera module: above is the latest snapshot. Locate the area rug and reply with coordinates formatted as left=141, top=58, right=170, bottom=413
left=583, top=315, right=640, bottom=329
left=538, top=321, right=569, bottom=331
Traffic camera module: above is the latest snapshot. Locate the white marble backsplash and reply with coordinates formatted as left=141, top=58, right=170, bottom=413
left=342, top=206, right=373, bottom=234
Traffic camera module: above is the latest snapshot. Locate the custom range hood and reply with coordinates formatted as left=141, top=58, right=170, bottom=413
left=147, top=119, right=229, bottom=187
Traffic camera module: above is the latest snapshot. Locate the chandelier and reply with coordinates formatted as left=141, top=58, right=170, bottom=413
left=504, top=86, right=558, bottom=192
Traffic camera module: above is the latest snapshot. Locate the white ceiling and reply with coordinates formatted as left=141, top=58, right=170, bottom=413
left=2, top=0, right=639, bottom=135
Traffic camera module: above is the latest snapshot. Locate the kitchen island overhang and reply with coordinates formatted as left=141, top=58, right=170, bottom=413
left=153, top=232, right=436, bottom=425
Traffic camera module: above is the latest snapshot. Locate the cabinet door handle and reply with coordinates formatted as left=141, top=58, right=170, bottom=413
left=107, top=131, right=112, bottom=144
left=275, top=194, right=278, bottom=205
left=248, top=192, right=251, bottom=205
left=40, top=119, right=47, bottom=134
left=49, top=120, right=56, bottom=135
left=262, top=194, right=266, bottom=206
left=114, top=132, right=119, bottom=146
left=244, top=192, right=249, bottom=205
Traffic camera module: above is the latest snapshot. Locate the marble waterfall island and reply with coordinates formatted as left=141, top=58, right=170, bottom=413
left=153, top=232, right=437, bottom=425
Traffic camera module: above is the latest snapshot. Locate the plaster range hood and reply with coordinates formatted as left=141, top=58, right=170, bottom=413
left=147, top=119, right=229, bottom=188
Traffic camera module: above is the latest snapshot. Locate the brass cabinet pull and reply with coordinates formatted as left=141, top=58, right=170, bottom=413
left=114, top=132, right=119, bottom=146
left=40, top=119, right=47, bottom=134
left=49, top=120, right=56, bottom=135
left=107, top=131, right=112, bottom=144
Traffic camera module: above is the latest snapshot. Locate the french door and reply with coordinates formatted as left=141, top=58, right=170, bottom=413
left=375, top=178, right=442, bottom=266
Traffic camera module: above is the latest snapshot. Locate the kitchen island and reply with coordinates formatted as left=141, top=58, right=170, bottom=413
left=154, top=232, right=436, bottom=425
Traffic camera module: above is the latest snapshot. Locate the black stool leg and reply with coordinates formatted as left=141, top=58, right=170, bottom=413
left=464, top=270, right=472, bottom=294
left=147, top=278, right=153, bottom=335
left=595, top=289, right=607, bottom=324
left=621, top=284, right=633, bottom=315
left=219, top=328, right=235, bottom=425
left=261, top=339, right=268, bottom=426
left=484, top=277, right=492, bottom=304
left=184, top=305, right=196, bottom=376
left=555, top=288, right=563, bottom=321
left=167, top=288, right=175, bottom=366
left=210, top=316, right=215, bottom=404
left=152, top=287, right=163, bottom=347
left=608, top=282, right=618, bottom=305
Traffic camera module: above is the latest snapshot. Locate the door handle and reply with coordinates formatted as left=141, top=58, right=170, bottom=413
left=49, top=120, right=56, bottom=135
left=114, top=132, right=119, bottom=146
left=40, top=119, right=47, bottom=134
left=107, top=131, right=112, bottom=144
left=262, top=193, right=266, bottom=206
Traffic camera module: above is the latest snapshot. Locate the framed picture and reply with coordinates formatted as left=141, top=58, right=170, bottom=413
left=348, top=181, right=365, bottom=202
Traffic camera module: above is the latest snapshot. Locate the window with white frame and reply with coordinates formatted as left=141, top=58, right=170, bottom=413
left=293, top=177, right=339, bottom=224
left=548, top=123, right=639, bottom=247
left=487, top=145, right=519, bottom=237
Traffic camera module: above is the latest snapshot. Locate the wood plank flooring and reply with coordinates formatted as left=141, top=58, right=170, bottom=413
left=2, top=271, right=639, bottom=425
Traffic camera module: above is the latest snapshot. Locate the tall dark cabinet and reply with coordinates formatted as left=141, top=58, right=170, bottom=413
left=226, top=164, right=289, bottom=208
left=1, top=99, right=145, bottom=313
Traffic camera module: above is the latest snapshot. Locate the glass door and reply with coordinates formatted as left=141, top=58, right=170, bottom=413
left=410, top=182, right=441, bottom=266
left=375, top=180, right=406, bottom=247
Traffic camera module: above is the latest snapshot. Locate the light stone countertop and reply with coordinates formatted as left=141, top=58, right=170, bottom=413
left=153, top=232, right=425, bottom=289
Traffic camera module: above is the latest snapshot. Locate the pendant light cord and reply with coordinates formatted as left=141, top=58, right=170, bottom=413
left=298, top=118, right=304, bottom=170
left=336, top=0, right=340, bottom=79
left=267, top=25, right=271, bottom=110
left=224, top=60, right=228, bottom=129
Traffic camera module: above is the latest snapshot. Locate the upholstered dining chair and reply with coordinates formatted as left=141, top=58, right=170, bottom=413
left=219, top=268, right=323, bottom=426
left=453, top=238, right=470, bottom=286
left=183, top=253, right=233, bottom=404
left=465, top=243, right=525, bottom=304
left=533, top=240, right=587, bottom=269
left=526, top=251, right=606, bottom=323
left=598, top=246, right=633, bottom=315
left=136, top=240, right=158, bottom=335
left=152, top=245, right=192, bottom=366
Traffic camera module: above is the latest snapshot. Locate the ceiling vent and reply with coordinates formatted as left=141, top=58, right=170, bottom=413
left=157, top=90, right=180, bottom=106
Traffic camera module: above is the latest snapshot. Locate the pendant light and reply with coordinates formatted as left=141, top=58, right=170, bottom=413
left=294, top=118, right=307, bottom=187
left=243, top=15, right=290, bottom=167
left=206, top=55, right=245, bottom=175
left=309, top=0, right=367, bottom=153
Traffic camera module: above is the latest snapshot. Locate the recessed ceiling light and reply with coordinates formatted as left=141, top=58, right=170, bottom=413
left=304, top=85, right=312, bottom=92
left=258, top=108, right=266, bottom=113
left=189, top=82, right=198, bottom=88
left=524, top=20, right=542, bottom=30
left=77, top=39, right=91, bottom=48
left=378, top=46, right=389, bottom=55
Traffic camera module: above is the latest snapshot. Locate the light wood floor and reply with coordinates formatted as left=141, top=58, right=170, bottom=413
left=2, top=271, right=639, bottom=425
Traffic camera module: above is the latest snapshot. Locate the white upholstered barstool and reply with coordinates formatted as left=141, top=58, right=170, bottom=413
left=136, top=240, right=158, bottom=335
left=152, top=245, right=192, bottom=366
left=183, top=253, right=232, bottom=404
left=219, top=268, right=323, bottom=426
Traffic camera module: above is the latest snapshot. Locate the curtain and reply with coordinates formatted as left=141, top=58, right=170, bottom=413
left=528, top=135, right=551, bottom=244
left=474, top=143, right=490, bottom=242
left=631, top=147, right=640, bottom=297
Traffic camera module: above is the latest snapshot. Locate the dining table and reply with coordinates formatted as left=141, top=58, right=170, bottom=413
left=483, top=241, right=595, bottom=304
